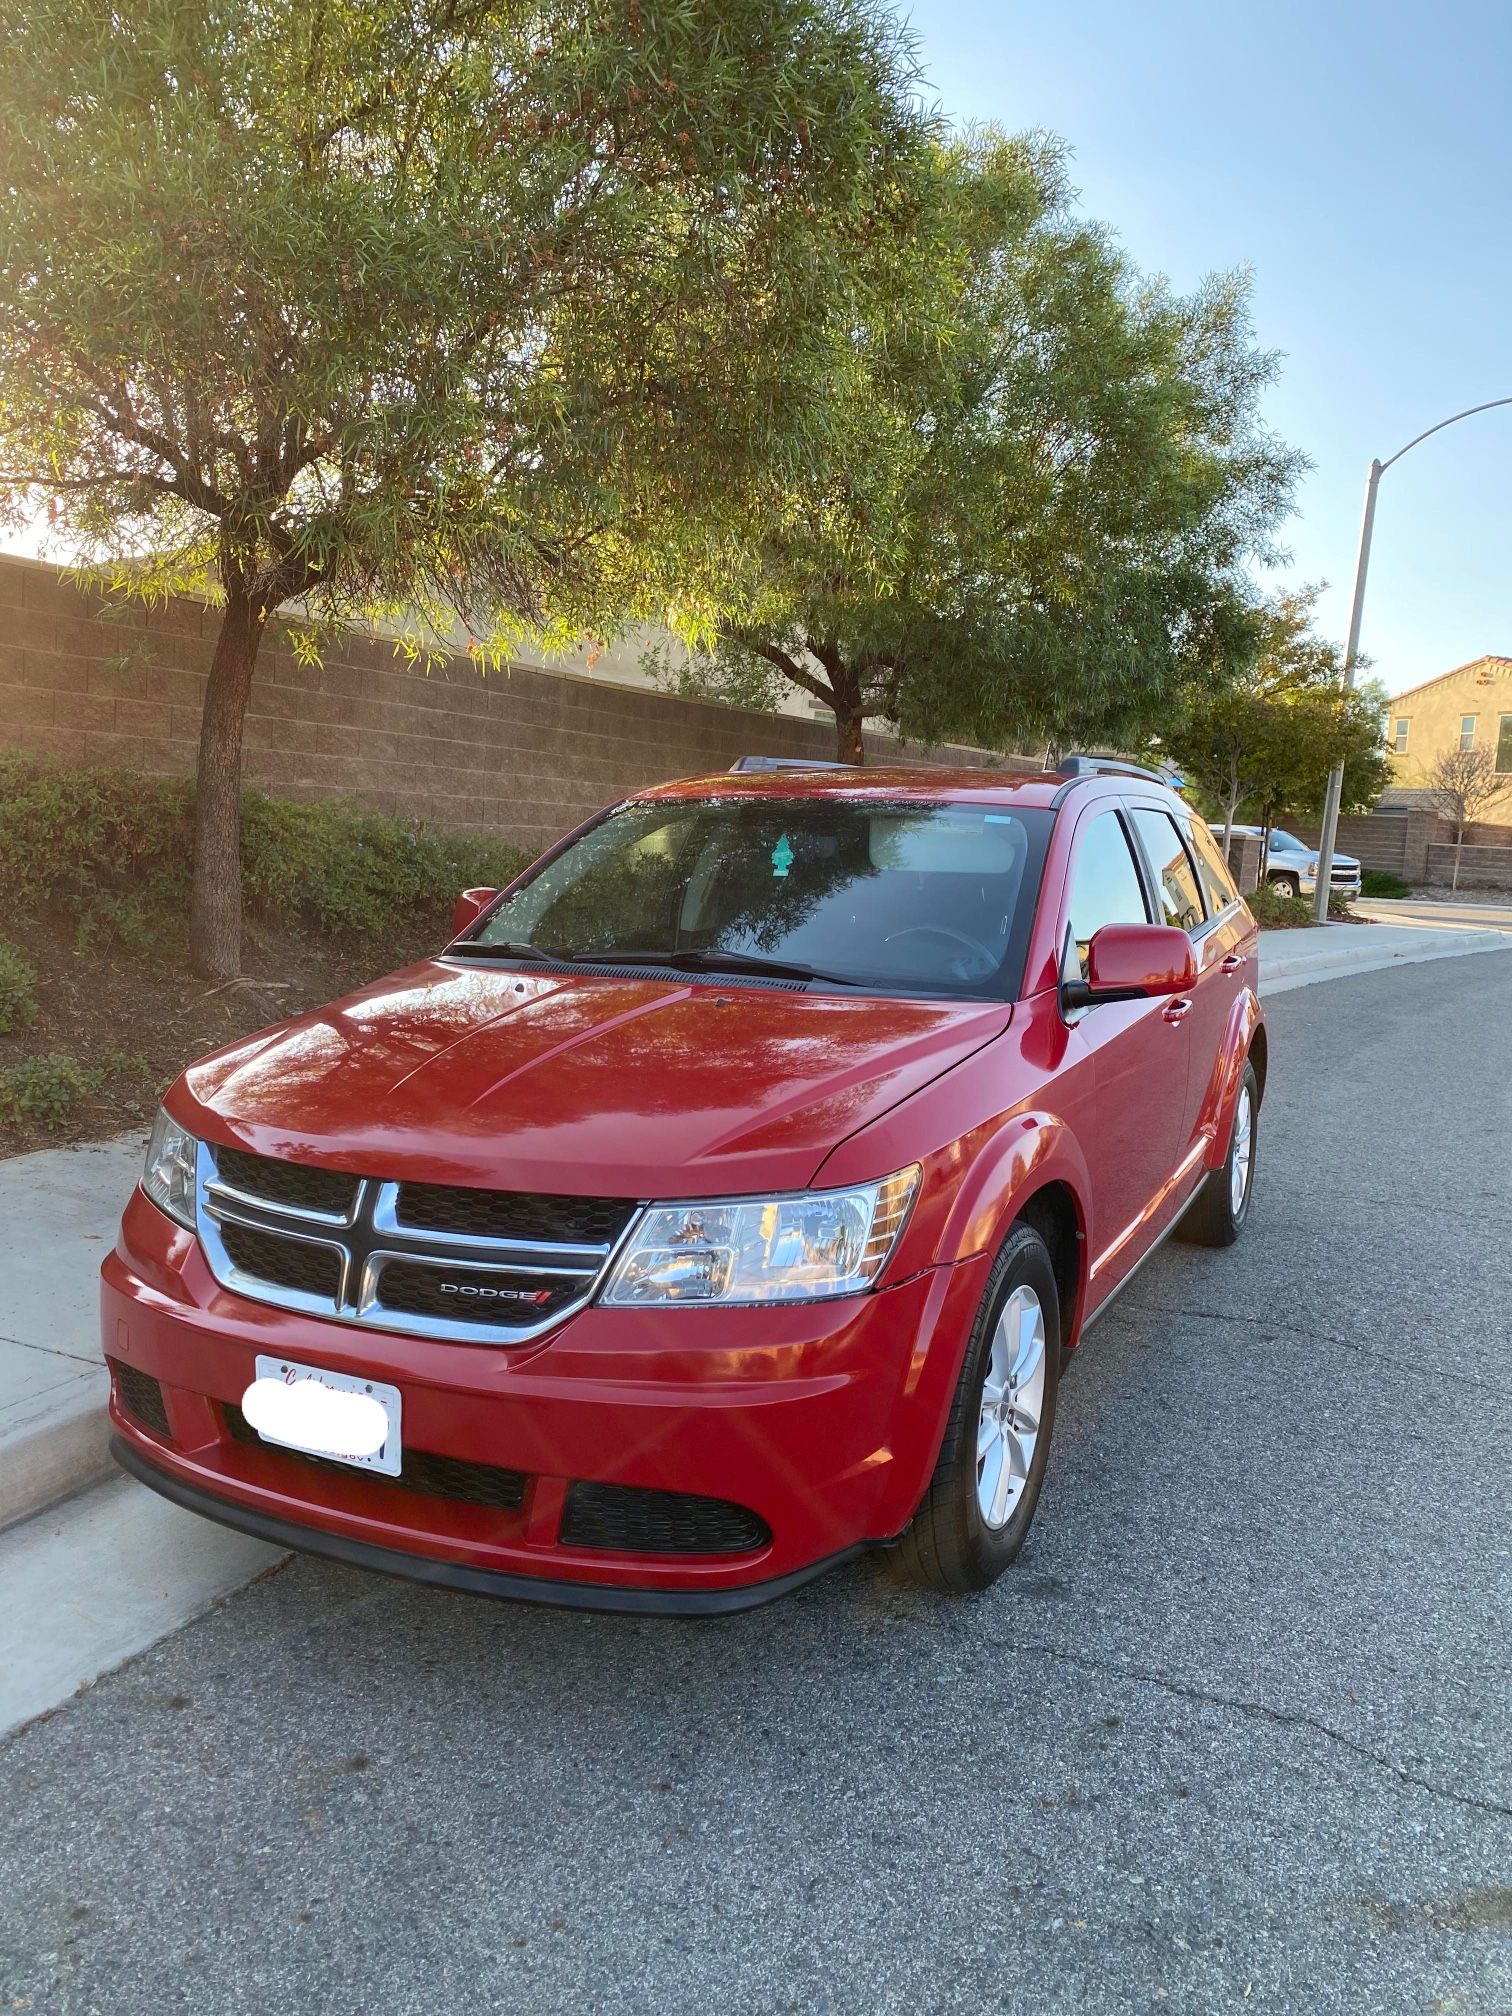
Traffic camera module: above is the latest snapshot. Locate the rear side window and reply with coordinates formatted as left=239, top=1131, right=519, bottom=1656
left=1130, top=809, right=1206, bottom=933
left=1064, top=811, right=1150, bottom=979
left=1180, top=815, right=1240, bottom=916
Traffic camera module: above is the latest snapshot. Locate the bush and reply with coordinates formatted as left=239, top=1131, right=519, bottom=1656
left=1360, top=868, right=1409, bottom=899
left=0, top=751, right=531, bottom=949
left=1244, top=882, right=1313, bottom=927
left=0, top=1052, right=101, bottom=1127
left=0, top=937, right=39, bottom=1033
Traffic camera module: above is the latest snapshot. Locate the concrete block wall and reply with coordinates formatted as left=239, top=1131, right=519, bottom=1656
left=1425, top=844, right=1512, bottom=892
left=0, top=556, right=1025, bottom=856
left=1288, top=812, right=1425, bottom=877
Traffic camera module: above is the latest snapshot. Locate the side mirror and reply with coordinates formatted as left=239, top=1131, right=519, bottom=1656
left=451, top=887, right=499, bottom=940
left=1063, top=923, right=1196, bottom=1010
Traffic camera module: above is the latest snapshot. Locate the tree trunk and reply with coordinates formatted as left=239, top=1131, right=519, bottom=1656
left=1453, top=829, right=1463, bottom=891
left=830, top=673, right=865, bottom=766
left=1220, top=787, right=1241, bottom=861
left=190, top=589, right=268, bottom=977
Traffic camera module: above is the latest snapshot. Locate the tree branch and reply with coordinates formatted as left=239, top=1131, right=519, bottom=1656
left=730, top=631, right=833, bottom=706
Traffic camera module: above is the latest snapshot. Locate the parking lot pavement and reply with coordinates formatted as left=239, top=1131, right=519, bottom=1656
left=1, top=952, right=1509, bottom=2016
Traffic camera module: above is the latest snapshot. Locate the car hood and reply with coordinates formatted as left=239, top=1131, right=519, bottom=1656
left=176, top=961, right=1014, bottom=1197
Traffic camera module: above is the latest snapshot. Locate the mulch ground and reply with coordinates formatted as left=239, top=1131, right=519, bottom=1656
left=0, top=912, right=436, bottom=1159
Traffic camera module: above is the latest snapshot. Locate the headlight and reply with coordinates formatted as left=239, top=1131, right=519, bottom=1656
left=1305, top=858, right=1320, bottom=874
left=142, top=1106, right=199, bottom=1229
left=601, top=1166, right=921, bottom=1307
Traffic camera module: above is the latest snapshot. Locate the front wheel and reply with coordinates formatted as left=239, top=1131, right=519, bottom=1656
left=889, top=1222, right=1061, bottom=1593
left=1178, top=1058, right=1259, bottom=1247
left=1268, top=872, right=1302, bottom=900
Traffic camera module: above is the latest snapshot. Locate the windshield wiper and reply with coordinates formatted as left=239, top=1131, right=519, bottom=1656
left=452, top=938, right=578, bottom=964
left=456, top=939, right=859, bottom=988
left=604, top=947, right=855, bottom=987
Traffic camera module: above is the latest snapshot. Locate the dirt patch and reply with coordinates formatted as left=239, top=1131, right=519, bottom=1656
left=0, top=911, right=439, bottom=1159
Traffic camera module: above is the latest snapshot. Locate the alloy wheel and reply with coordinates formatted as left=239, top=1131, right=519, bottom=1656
left=976, top=1284, right=1047, bottom=1529
left=1230, top=1084, right=1254, bottom=1216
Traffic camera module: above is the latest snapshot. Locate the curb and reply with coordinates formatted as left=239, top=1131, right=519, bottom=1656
left=0, top=1361, right=115, bottom=1534
left=1261, top=927, right=1512, bottom=987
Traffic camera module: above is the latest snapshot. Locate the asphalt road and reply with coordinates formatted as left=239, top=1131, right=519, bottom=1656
left=3, top=955, right=1510, bottom=2016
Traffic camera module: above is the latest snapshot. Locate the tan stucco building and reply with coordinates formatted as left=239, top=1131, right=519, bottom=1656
left=1383, top=655, right=1512, bottom=817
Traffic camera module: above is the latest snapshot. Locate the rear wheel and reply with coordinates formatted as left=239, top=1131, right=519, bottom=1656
left=1178, top=1058, right=1259, bottom=1247
left=890, top=1222, right=1060, bottom=1593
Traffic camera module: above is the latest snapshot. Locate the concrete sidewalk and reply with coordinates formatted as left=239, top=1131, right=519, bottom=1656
left=0, top=1132, right=146, bottom=1529
left=1261, top=909, right=1512, bottom=994
left=4, top=902, right=1512, bottom=1538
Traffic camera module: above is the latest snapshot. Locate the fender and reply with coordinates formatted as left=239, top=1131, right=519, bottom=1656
left=813, top=1005, right=1093, bottom=1333
left=931, top=1107, right=1090, bottom=1272
left=1199, top=984, right=1265, bottom=1170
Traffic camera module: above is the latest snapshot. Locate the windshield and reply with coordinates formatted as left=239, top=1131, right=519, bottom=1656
left=460, top=797, right=1053, bottom=998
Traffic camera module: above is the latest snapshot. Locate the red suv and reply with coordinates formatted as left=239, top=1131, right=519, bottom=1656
left=106, top=761, right=1264, bottom=1612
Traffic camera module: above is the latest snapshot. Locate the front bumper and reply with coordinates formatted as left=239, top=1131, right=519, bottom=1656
left=1296, top=869, right=1361, bottom=896
left=104, top=1188, right=989, bottom=1611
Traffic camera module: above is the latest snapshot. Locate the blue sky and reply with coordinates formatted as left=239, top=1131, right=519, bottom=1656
left=903, top=0, right=1511, bottom=699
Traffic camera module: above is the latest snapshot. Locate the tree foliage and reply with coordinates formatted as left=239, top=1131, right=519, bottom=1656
left=658, top=132, right=1302, bottom=761
left=0, top=0, right=929, bottom=970
left=1161, top=587, right=1389, bottom=846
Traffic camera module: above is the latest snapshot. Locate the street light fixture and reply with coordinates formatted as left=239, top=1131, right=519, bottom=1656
left=1311, top=396, right=1512, bottom=922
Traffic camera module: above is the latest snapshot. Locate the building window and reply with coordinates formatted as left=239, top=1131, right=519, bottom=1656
left=1498, top=716, right=1512, bottom=775
left=1460, top=716, right=1477, bottom=751
left=1393, top=718, right=1410, bottom=754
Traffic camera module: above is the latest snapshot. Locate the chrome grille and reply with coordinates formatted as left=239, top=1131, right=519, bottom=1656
left=213, top=1143, right=361, bottom=1221
left=196, top=1142, right=638, bottom=1345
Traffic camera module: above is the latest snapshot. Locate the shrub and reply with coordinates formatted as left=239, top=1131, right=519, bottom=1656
left=74, top=890, right=174, bottom=958
left=1360, top=868, right=1409, bottom=899
left=1244, top=882, right=1313, bottom=927
left=0, top=937, right=39, bottom=1033
left=0, top=1052, right=101, bottom=1127
left=240, top=793, right=531, bottom=942
left=0, top=751, right=531, bottom=949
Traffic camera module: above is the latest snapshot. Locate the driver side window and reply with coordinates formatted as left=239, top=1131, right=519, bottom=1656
left=1064, top=811, right=1150, bottom=981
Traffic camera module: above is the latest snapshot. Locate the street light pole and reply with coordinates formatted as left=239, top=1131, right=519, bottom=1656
left=1310, top=396, right=1512, bottom=923
left=1310, top=461, right=1381, bottom=919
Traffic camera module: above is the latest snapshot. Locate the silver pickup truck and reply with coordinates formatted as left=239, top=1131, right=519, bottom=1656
left=1214, top=825, right=1363, bottom=901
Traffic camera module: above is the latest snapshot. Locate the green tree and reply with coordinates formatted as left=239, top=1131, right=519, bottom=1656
left=0, top=0, right=927, bottom=972
left=1245, top=685, right=1388, bottom=839
left=656, top=133, right=1301, bottom=764
left=1164, top=587, right=1388, bottom=852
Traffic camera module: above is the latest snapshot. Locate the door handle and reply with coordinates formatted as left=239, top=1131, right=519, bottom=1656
left=1162, top=997, right=1193, bottom=1023
left=1218, top=954, right=1244, bottom=975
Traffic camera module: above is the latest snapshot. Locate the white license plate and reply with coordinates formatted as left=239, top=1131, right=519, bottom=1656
left=247, top=1355, right=402, bottom=1476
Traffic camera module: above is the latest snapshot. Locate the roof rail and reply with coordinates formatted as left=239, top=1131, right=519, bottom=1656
left=1055, top=753, right=1184, bottom=789
left=728, top=755, right=854, bottom=773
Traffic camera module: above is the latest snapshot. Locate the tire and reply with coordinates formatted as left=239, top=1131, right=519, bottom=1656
left=1178, top=1057, right=1259, bottom=1248
left=1268, top=872, right=1302, bottom=900
left=889, top=1222, right=1061, bottom=1593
